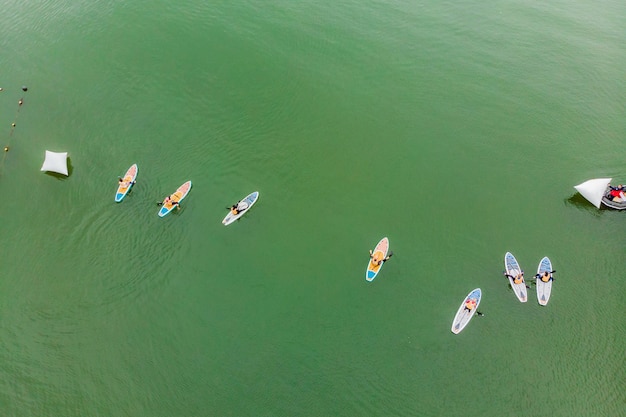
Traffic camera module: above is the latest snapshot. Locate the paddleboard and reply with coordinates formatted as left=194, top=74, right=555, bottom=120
left=535, top=256, right=553, bottom=306
left=158, top=181, right=192, bottom=217
left=115, top=164, right=138, bottom=203
left=451, top=288, right=482, bottom=334
left=222, top=191, right=259, bottom=226
left=366, top=237, right=389, bottom=281
left=504, top=252, right=527, bottom=302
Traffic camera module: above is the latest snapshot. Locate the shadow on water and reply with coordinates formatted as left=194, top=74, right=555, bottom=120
left=564, top=193, right=605, bottom=216
left=44, top=157, right=73, bottom=179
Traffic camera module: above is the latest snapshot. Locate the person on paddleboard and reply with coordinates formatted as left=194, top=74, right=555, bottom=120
left=229, top=201, right=248, bottom=215
left=369, top=250, right=390, bottom=266
left=464, top=299, right=476, bottom=312
left=118, top=177, right=135, bottom=188
left=505, top=270, right=525, bottom=284
left=536, top=271, right=552, bottom=283
left=164, top=195, right=179, bottom=207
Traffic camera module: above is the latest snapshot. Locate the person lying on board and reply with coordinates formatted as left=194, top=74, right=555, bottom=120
left=369, top=250, right=392, bottom=266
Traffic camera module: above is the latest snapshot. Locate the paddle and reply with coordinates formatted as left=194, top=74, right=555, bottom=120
left=475, top=311, right=484, bottom=317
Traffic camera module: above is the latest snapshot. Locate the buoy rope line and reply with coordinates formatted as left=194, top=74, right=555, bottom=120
left=1, top=86, right=27, bottom=174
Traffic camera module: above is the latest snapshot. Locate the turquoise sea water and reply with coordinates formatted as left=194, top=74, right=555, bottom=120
left=1, top=1, right=625, bottom=415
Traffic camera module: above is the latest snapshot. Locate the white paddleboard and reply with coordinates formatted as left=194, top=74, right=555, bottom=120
left=504, top=252, right=527, bottom=302
left=451, top=288, right=482, bottom=334
left=222, top=191, right=259, bottom=225
left=535, top=257, right=553, bottom=306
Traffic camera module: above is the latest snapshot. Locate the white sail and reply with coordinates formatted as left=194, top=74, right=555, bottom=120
left=574, top=178, right=611, bottom=208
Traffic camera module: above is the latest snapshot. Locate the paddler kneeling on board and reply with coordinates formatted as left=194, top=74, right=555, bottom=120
left=164, top=195, right=179, bottom=208
left=369, top=250, right=391, bottom=266
left=464, top=299, right=476, bottom=312
left=513, top=272, right=524, bottom=285
left=229, top=201, right=248, bottom=215
left=118, top=177, right=135, bottom=189
left=537, top=271, right=552, bottom=283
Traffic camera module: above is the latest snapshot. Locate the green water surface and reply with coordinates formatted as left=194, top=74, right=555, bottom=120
left=0, top=0, right=624, bottom=415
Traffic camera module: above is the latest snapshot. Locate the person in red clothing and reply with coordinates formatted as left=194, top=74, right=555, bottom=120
left=608, top=184, right=625, bottom=201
